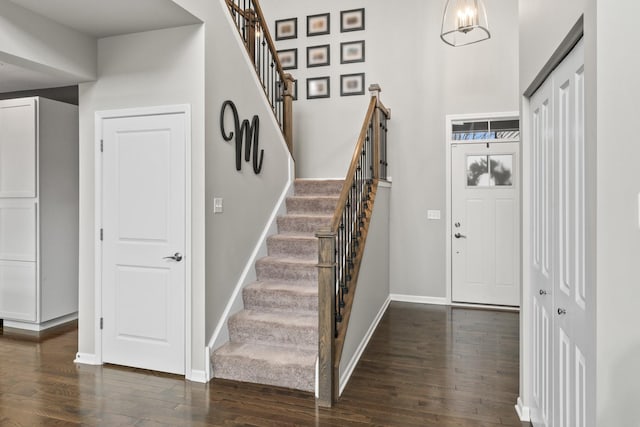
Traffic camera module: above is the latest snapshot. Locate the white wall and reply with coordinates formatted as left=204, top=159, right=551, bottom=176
left=77, top=24, right=207, bottom=372
left=262, top=0, right=519, bottom=299
left=0, top=0, right=96, bottom=82
left=171, top=0, right=293, bottom=354
left=519, top=0, right=585, bottom=93
left=595, top=1, right=640, bottom=424
left=340, top=183, right=391, bottom=392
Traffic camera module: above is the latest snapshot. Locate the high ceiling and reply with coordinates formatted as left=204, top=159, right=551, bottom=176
left=9, top=0, right=201, bottom=38
left=1, top=0, right=201, bottom=92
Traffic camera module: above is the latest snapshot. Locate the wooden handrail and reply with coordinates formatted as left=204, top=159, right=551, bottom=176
left=329, top=96, right=377, bottom=231
left=224, top=0, right=294, bottom=156
left=317, top=84, right=390, bottom=407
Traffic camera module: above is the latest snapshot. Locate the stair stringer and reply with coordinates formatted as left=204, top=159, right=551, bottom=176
left=205, top=162, right=294, bottom=381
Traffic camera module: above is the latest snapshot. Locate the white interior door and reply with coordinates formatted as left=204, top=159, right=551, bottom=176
left=101, top=111, right=186, bottom=375
left=552, top=40, right=589, bottom=427
left=451, top=142, right=520, bottom=306
left=530, top=77, right=554, bottom=427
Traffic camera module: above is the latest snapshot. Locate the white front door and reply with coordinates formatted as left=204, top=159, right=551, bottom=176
left=101, top=111, right=186, bottom=375
left=451, top=142, right=520, bottom=306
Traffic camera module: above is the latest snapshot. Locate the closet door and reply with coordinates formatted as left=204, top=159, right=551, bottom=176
left=0, top=98, right=37, bottom=197
left=552, top=40, right=590, bottom=427
left=530, top=77, right=554, bottom=427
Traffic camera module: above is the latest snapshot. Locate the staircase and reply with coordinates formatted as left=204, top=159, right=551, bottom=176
left=212, top=179, right=343, bottom=392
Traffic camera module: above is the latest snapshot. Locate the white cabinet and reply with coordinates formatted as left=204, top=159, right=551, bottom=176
left=0, top=97, right=78, bottom=330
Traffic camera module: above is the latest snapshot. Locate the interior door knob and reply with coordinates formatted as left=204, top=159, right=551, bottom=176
left=163, top=252, right=183, bottom=262
left=557, top=308, right=567, bottom=315
left=539, top=290, right=547, bottom=295
left=454, top=233, right=467, bottom=239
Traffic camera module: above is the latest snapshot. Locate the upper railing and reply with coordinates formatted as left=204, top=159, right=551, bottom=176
left=226, top=0, right=295, bottom=155
left=316, top=84, right=390, bottom=407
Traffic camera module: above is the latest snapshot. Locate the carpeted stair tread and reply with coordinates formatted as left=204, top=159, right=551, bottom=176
left=294, top=179, right=345, bottom=196
left=255, top=256, right=317, bottom=282
left=243, top=280, right=317, bottom=312
left=286, top=195, right=340, bottom=215
left=267, top=234, right=318, bottom=259
left=277, top=214, right=333, bottom=234
left=213, top=342, right=316, bottom=392
left=229, top=309, right=317, bottom=349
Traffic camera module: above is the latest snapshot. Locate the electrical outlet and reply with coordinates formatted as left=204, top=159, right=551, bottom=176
left=214, top=197, right=223, bottom=214
left=427, top=210, right=441, bottom=220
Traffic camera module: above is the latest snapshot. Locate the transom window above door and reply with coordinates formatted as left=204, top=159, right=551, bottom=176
left=451, top=118, right=520, bottom=142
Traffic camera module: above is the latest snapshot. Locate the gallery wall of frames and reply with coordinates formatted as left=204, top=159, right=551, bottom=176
left=274, top=8, right=367, bottom=100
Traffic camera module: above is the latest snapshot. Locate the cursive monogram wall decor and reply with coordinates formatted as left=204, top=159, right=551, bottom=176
left=220, top=100, right=264, bottom=174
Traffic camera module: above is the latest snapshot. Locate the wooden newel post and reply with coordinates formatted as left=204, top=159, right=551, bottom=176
left=316, top=228, right=336, bottom=407
left=283, top=73, right=295, bottom=157
left=369, top=84, right=382, bottom=180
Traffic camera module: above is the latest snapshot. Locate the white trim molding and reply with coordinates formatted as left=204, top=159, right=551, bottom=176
left=74, top=352, right=101, bottom=366
left=339, top=296, right=391, bottom=396
left=390, top=294, right=447, bottom=306
left=515, top=397, right=531, bottom=422
left=3, top=312, right=77, bottom=332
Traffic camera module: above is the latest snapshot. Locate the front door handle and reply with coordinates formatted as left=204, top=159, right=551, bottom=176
left=454, top=233, right=467, bottom=239
left=163, top=252, right=183, bottom=262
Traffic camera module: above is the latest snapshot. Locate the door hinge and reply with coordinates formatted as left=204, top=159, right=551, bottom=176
left=100, top=317, right=103, bottom=330
left=100, top=139, right=104, bottom=152
left=100, top=229, right=103, bottom=241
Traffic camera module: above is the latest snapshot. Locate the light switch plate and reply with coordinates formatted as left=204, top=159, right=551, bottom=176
left=214, top=197, right=223, bottom=214
left=427, top=210, right=441, bottom=220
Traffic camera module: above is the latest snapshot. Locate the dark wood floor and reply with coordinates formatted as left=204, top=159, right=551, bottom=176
left=0, top=303, right=526, bottom=426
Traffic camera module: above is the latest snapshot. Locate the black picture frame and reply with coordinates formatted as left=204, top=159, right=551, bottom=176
left=275, top=17, right=297, bottom=40
left=340, top=40, right=365, bottom=64
left=277, top=48, right=297, bottom=70
left=307, top=44, right=330, bottom=68
left=340, top=8, right=365, bottom=32
left=340, top=73, right=365, bottom=96
left=307, top=13, right=330, bottom=36
left=307, top=77, right=330, bottom=99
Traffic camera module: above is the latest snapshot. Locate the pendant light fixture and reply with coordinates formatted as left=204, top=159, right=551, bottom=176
left=440, top=0, right=491, bottom=47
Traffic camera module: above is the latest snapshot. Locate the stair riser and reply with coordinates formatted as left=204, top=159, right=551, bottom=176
left=277, top=216, right=332, bottom=234
left=255, top=261, right=317, bottom=282
left=213, top=355, right=314, bottom=392
left=243, top=288, right=318, bottom=312
left=228, top=317, right=317, bottom=349
left=294, top=180, right=344, bottom=196
left=286, top=197, right=338, bottom=215
left=267, top=237, right=317, bottom=259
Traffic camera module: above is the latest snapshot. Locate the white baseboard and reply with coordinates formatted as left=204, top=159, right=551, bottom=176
left=515, top=397, right=531, bottom=422
left=74, top=352, right=101, bottom=366
left=338, top=296, right=391, bottom=396
left=188, top=370, right=208, bottom=383
left=3, top=312, right=78, bottom=331
left=390, top=294, right=448, bottom=306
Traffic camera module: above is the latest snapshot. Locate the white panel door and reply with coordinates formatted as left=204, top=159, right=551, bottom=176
left=552, top=40, right=589, bottom=427
left=102, top=112, right=186, bottom=375
left=0, top=99, right=36, bottom=197
left=451, top=142, right=520, bottom=306
left=530, top=78, right=554, bottom=427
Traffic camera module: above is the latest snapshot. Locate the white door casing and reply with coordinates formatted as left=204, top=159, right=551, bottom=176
left=100, top=110, right=187, bottom=375
left=451, top=141, right=520, bottom=307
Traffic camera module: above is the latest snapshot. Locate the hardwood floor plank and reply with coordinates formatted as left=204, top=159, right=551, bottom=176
left=0, top=303, right=528, bottom=426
